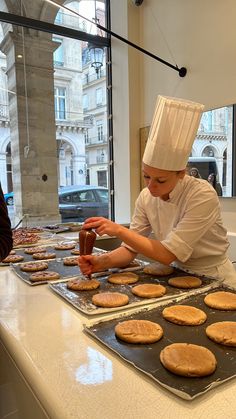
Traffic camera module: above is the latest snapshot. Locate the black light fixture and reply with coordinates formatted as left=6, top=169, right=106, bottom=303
left=88, top=42, right=104, bottom=74
left=132, top=0, right=144, bottom=5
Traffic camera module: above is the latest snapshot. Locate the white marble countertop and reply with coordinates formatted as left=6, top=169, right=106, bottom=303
left=1, top=265, right=236, bottom=419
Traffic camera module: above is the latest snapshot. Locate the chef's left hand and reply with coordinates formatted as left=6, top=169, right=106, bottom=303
left=82, top=217, right=121, bottom=237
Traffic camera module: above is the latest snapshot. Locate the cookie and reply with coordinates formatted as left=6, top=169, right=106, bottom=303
left=143, top=262, right=174, bottom=276
left=131, top=284, right=166, bottom=298
left=2, top=254, right=24, bottom=263
left=63, top=257, right=79, bottom=266
left=115, top=319, right=163, bottom=344
left=108, top=272, right=139, bottom=285
left=20, top=262, right=48, bottom=272
left=204, top=291, right=236, bottom=310
left=92, top=292, right=129, bottom=308
left=67, top=278, right=100, bottom=291
left=160, top=343, right=217, bottom=377
left=32, top=252, right=56, bottom=260
left=206, top=321, right=236, bottom=346
left=54, top=242, right=76, bottom=250
left=30, top=271, right=60, bottom=282
left=168, top=276, right=202, bottom=289
left=162, top=305, right=207, bottom=325
left=71, top=248, right=80, bottom=255
left=24, top=247, right=47, bottom=255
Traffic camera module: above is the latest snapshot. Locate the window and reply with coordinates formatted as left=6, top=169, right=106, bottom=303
left=54, top=87, right=66, bottom=120
left=96, top=120, right=103, bottom=141
left=96, top=87, right=103, bottom=106
left=83, top=94, right=88, bottom=110
left=84, top=130, right=89, bottom=144
left=53, top=38, right=64, bottom=67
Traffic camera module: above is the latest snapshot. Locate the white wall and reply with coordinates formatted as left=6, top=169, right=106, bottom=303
left=111, top=0, right=236, bottom=227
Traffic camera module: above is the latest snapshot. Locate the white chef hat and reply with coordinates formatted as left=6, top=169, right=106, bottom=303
left=142, top=95, right=204, bottom=171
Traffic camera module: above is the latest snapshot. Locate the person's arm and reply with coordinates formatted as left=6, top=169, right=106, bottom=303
left=79, top=245, right=137, bottom=275
left=0, top=185, right=13, bottom=260
left=82, top=217, right=176, bottom=265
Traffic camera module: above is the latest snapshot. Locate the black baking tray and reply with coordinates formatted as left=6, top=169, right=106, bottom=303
left=49, top=269, right=218, bottom=315
left=11, top=258, right=81, bottom=286
left=84, top=284, right=236, bottom=400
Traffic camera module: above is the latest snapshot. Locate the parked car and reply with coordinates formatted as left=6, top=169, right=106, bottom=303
left=4, top=185, right=109, bottom=222
left=4, top=191, right=14, bottom=206
left=59, top=185, right=109, bottom=222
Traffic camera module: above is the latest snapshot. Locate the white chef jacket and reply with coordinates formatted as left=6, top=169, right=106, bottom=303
left=125, top=175, right=236, bottom=284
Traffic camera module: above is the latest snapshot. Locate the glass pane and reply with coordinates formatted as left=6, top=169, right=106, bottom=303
left=0, top=1, right=110, bottom=225
left=189, top=106, right=233, bottom=197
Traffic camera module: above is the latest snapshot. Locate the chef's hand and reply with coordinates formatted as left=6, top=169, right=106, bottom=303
left=78, top=254, right=107, bottom=275
left=82, top=217, right=121, bottom=237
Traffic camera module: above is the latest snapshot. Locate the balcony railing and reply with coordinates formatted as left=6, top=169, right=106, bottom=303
left=85, top=135, right=107, bottom=146
left=82, top=69, right=106, bottom=86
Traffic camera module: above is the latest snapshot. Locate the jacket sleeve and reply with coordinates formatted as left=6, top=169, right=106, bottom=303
left=0, top=184, right=13, bottom=260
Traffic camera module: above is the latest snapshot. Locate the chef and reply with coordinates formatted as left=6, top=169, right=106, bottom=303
left=78, top=95, right=236, bottom=285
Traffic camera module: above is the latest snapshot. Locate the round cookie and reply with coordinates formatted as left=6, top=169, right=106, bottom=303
left=71, top=248, right=80, bottom=255
left=131, top=284, right=166, bottom=298
left=107, top=272, right=139, bottom=285
left=115, top=319, right=163, bottom=344
left=162, top=305, right=207, bottom=325
left=30, top=271, right=60, bottom=282
left=54, top=242, right=76, bottom=250
left=32, top=252, right=56, bottom=260
left=206, top=321, right=236, bottom=346
left=2, top=254, right=24, bottom=263
left=67, top=278, right=100, bottom=291
left=20, top=262, right=48, bottom=272
left=9, top=250, right=16, bottom=255
left=63, top=257, right=78, bottom=266
left=204, top=291, right=236, bottom=310
left=168, top=276, right=202, bottom=289
left=24, top=247, right=47, bottom=255
left=92, top=292, right=129, bottom=308
left=160, top=343, right=217, bottom=377
left=143, top=262, right=174, bottom=276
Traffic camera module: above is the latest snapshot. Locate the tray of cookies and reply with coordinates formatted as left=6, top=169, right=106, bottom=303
left=49, top=268, right=219, bottom=316
left=11, top=258, right=82, bottom=286
left=84, top=284, right=236, bottom=400
left=0, top=242, right=81, bottom=266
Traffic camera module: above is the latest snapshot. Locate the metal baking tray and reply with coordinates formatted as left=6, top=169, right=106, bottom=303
left=11, top=258, right=82, bottom=286
left=84, top=284, right=236, bottom=400
left=49, top=269, right=219, bottom=316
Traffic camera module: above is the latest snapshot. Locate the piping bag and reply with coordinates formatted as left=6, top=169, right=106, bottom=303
left=79, top=229, right=97, bottom=279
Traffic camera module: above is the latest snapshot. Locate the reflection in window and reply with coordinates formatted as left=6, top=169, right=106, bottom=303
left=193, top=106, right=233, bottom=197
left=53, top=38, right=64, bottom=67
left=96, top=87, right=102, bottom=106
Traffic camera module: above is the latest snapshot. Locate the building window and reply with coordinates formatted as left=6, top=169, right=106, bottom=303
left=84, top=130, right=89, bottom=144
left=55, top=10, right=63, bottom=25
left=83, top=94, right=88, bottom=111
left=53, top=38, right=64, bottom=67
left=96, top=120, right=103, bottom=141
left=96, top=87, right=103, bottom=106
left=54, top=87, right=66, bottom=120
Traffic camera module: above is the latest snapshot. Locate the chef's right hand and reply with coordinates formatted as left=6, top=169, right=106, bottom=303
left=78, top=254, right=106, bottom=275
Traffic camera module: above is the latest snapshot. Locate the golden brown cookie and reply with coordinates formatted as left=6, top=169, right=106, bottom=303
left=92, top=292, right=129, bottom=308
left=63, top=257, right=78, bottom=266
left=54, top=242, right=76, bottom=250
left=108, top=272, right=139, bottom=285
left=67, top=278, right=100, bottom=291
left=71, top=248, right=80, bottom=255
left=162, top=305, right=207, bottom=325
left=32, top=252, right=56, bottom=260
left=160, top=343, right=217, bottom=377
left=131, top=284, right=166, bottom=298
left=20, top=262, right=48, bottom=272
left=30, top=271, right=60, bottom=282
left=143, top=262, right=174, bottom=276
left=24, top=247, right=47, bottom=255
left=168, top=276, right=202, bottom=289
left=2, top=254, right=24, bottom=263
left=206, top=321, right=236, bottom=346
left=115, top=319, right=163, bottom=344
left=204, top=291, right=236, bottom=310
